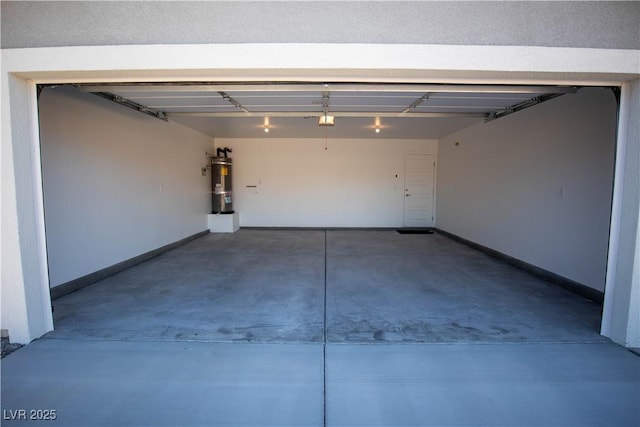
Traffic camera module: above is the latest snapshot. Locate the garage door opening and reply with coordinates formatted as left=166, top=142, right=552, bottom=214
left=36, top=82, right=618, bottom=343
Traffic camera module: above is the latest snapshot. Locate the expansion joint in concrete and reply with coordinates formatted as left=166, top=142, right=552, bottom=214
left=322, top=228, right=328, bottom=427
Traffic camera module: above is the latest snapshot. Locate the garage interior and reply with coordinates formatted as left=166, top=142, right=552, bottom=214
left=38, top=82, right=618, bottom=296
left=37, top=81, right=614, bottom=346
left=2, top=78, right=637, bottom=426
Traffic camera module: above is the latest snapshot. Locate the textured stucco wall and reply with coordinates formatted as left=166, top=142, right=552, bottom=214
left=2, top=1, right=639, bottom=50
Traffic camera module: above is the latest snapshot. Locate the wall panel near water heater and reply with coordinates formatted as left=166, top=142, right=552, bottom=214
left=211, top=156, right=233, bottom=214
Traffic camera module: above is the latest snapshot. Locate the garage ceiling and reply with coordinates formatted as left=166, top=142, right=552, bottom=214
left=76, top=83, right=576, bottom=139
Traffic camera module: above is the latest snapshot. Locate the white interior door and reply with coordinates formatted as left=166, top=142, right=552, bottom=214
left=404, top=154, right=435, bottom=227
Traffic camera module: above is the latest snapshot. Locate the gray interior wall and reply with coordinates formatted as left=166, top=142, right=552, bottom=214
left=2, top=1, right=639, bottom=49
left=39, top=86, right=213, bottom=287
left=436, top=88, right=617, bottom=291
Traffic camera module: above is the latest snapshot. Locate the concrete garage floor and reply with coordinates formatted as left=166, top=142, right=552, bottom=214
left=2, top=229, right=639, bottom=426
left=49, top=230, right=604, bottom=344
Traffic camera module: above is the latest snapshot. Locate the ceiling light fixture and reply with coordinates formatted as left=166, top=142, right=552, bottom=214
left=318, top=114, right=335, bottom=126
left=263, top=117, right=270, bottom=133
left=374, top=117, right=381, bottom=133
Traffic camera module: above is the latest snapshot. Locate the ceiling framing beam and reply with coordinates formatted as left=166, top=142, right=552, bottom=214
left=167, top=111, right=487, bottom=119
left=73, top=83, right=576, bottom=124
left=76, top=83, right=578, bottom=95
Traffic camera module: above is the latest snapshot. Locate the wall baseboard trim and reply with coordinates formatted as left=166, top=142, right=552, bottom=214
left=435, top=228, right=604, bottom=305
left=241, top=226, right=399, bottom=231
left=50, top=230, right=210, bottom=300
